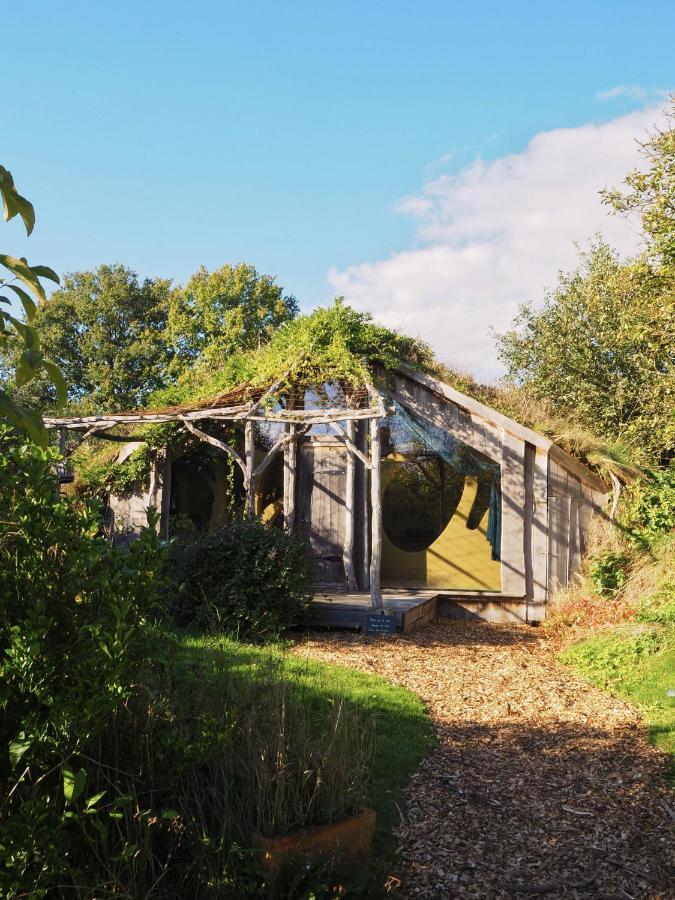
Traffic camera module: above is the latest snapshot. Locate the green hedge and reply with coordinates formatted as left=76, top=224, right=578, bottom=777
left=165, top=518, right=313, bottom=639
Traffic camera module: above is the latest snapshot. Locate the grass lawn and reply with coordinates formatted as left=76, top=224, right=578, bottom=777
left=560, top=624, right=675, bottom=776
left=156, top=628, right=436, bottom=893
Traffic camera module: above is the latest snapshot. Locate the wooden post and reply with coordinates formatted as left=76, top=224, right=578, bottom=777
left=360, top=421, right=370, bottom=591
left=369, top=417, right=383, bottom=609
left=283, top=423, right=297, bottom=532
left=343, top=420, right=357, bottom=590
left=161, top=446, right=172, bottom=539
left=500, top=429, right=527, bottom=597
left=245, top=419, right=255, bottom=517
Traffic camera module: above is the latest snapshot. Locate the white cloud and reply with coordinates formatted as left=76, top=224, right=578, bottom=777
left=596, top=84, right=648, bottom=101
left=328, top=105, right=667, bottom=381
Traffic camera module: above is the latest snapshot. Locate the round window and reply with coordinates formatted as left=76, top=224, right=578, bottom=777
left=382, top=458, right=464, bottom=552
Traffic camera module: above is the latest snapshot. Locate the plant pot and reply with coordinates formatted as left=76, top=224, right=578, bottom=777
left=253, top=807, right=376, bottom=874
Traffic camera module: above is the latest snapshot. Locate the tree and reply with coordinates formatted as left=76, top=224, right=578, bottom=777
left=167, top=263, right=298, bottom=372
left=601, top=99, right=675, bottom=265
left=13, top=264, right=175, bottom=413
left=498, top=104, right=675, bottom=464
left=0, top=165, right=65, bottom=443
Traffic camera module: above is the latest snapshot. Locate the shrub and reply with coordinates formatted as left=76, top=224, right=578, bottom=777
left=166, top=518, right=313, bottom=639
left=0, top=426, right=165, bottom=897
left=587, top=550, right=631, bottom=596
left=621, top=464, right=675, bottom=551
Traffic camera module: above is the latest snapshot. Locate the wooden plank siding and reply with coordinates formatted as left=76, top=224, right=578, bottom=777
left=500, top=430, right=527, bottom=597
left=529, top=447, right=549, bottom=621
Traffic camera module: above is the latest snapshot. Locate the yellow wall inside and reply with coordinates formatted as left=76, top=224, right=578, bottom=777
left=381, top=472, right=501, bottom=591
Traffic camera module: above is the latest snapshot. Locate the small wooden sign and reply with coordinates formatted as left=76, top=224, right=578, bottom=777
left=365, top=613, right=397, bottom=635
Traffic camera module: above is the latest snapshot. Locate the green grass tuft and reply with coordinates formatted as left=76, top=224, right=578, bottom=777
left=560, top=625, right=675, bottom=767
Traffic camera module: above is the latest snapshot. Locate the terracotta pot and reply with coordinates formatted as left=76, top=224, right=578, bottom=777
left=253, top=807, right=376, bottom=874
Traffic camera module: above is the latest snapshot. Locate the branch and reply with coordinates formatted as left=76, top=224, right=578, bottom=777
left=180, top=418, right=248, bottom=481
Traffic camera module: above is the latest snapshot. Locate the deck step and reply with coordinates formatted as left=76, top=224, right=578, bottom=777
left=301, top=592, right=438, bottom=633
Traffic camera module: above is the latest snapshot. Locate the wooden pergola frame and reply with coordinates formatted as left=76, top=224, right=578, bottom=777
left=45, top=384, right=389, bottom=610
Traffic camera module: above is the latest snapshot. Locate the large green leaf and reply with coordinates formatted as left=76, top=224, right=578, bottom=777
left=9, top=733, right=31, bottom=769
left=7, top=314, right=40, bottom=351
left=31, top=264, right=60, bottom=284
left=0, top=391, right=47, bottom=445
left=6, top=283, right=37, bottom=321
left=63, top=767, right=88, bottom=805
left=0, top=166, right=35, bottom=236
left=42, top=358, right=67, bottom=407
left=0, top=254, right=47, bottom=301
left=15, top=349, right=44, bottom=386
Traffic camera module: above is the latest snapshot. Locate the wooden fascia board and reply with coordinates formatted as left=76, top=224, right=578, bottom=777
left=396, top=367, right=552, bottom=451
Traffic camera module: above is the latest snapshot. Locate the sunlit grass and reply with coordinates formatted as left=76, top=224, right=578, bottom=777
left=158, top=628, right=436, bottom=879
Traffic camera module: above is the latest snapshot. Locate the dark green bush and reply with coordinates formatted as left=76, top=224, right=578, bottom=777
left=0, top=426, right=166, bottom=896
left=166, top=519, right=313, bottom=639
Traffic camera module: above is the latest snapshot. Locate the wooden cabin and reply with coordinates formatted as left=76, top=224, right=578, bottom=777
left=47, top=366, right=607, bottom=626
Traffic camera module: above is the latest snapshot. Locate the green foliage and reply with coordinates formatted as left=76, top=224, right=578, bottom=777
left=71, top=439, right=153, bottom=501
left=0, top=426, right=166, bottom=896
left=166, top=518, right=313, bottom=639
left=0, top=164, right=64, bottom=444
left=171, top=631, right=435, bottom=891
left=168, top=263, right=299, bottom=372
left=153, top=298, right=435, bottom=410
left=588, top=550, right=631, bottom=596
left=560, top=624, right=674, bottom=765
left=9, top=264, right=176, bottom=412
left=621, top=464, right=675, bottom=551
left=601, top=100, right=675, bottom=264
left=497, top=242, right=675, bottom=462
left=560, top=626, right=663, bottom=684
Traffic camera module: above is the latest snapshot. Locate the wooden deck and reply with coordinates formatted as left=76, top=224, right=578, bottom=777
left=302, top=589, right=438, bottom=633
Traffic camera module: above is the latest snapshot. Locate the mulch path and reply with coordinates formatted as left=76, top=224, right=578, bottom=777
left=293, top=620, right=674, bottom=899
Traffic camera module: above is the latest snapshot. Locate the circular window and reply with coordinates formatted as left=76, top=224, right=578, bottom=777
left=382, top=458, right=464, bottom=552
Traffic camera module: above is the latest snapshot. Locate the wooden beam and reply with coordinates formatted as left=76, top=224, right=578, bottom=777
left=343, top=420, right=358, bottom=590
left=252, top=425, right=309, bottom=480
left=63, top=422, right=118, bottom=457
left=327, top=420, right=372, bottom=468
left=245, top=419, right=255, bottom=517
left=246, top=407, right=380, bottom=425
left=529, top=447, right=549, bottom=622
left=180, top=418, right=247, bottom=480
left=369, top=416, right=383, bottom=609
left=45, top=404, right=250, bottom=429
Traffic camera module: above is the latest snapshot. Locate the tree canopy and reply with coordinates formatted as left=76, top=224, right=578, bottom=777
left=167, top=263, right=299, bottom=373
left=13, top=264, right=175, bottom=413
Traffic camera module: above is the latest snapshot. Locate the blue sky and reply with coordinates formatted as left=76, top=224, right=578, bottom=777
left=4, top=1, right=674, bottom=376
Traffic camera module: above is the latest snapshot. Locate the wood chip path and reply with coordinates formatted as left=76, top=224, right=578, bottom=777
left=293, top=620, right=674, bottom=898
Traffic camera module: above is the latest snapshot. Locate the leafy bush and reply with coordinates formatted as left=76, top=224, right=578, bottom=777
left=166, top=518, right=313, bottom=639
left=588, top=550, right=630, bottom=596
left=0, top=426, right=165, bottom=896
left=621, top=464, right=675, bottom=551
